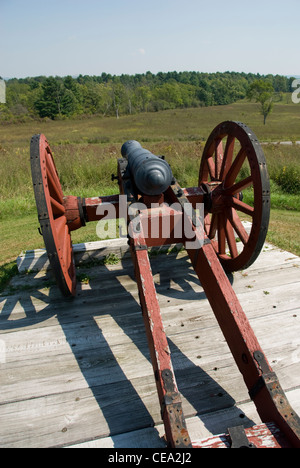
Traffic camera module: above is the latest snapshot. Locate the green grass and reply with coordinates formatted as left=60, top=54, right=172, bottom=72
left=267, top=209, right=300, bottom=256
left=0, top=99, right=299, bottom=291
left=1, top=98, right=300, bottom=146
left=0, top=261, right=19, bottom=292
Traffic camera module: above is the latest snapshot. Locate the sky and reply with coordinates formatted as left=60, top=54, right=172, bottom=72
left=0, top=0, right=299, bottom=79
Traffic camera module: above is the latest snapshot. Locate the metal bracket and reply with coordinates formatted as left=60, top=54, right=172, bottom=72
left=249, top=372, right=277, bottom=400
left=228, top=425, right=256, bottom=448
left=249, top=350, right=277, bottom=400
left=253, top=350, right=271, bottom=374
left=161, top=369, right=192, bottom=448
left=132, top=244, right=148, bottom=251
left=77, top=197, right=86, bottom=226
left=169, top=180, right=203, bottom=228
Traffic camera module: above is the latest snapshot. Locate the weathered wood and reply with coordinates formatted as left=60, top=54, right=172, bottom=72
left=0, top=239, right=300, bottom=447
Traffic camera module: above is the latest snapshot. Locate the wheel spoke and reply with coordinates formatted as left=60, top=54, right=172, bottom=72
left=207, top=157, right=216, bottom=180
left=217, top=213, right=226, bottom=255
left=215, top=138, right=223, bottom=180
left=62, top=224, right=70, bottom=268
left=201, top=160, right=210, bottom=184
left=224, top=176, right=253, bottom=195
left=53, top=215, right=66, bottom=237
left=46, top=165, right=64, bottom=204
left=54, top=217, right=69, bottom=268
left=45, top=150, right=64, bottom=203
left=220, top=135, right=235, bottom=181
left=50, top=196, right=65, bottom=216
left=224, top=218, right=238, bottom=258
left=230, top=197, right=254, bottom=217
left=204, top=213, right=211, bottom=234
left=209, top=213, right=218, bottom=239
left=224, top=147, right=246, bottom=188
left=227, top=208, right=249, bottom=245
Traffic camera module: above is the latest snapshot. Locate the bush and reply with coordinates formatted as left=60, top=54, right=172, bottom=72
left=274, top=165, right=300, bottom=194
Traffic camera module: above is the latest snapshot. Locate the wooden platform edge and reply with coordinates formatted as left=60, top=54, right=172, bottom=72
left=17, top=238, right=184, bottom=274
left=17, top=220, right=254, bottom=273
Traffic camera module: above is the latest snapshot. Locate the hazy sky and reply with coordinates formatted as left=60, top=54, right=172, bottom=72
left=0, top=0, right=299, bottom=78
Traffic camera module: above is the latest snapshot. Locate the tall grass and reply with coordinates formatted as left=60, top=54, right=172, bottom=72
left=0, top=145, right=36, bottom=219
left=0, top=101, right=299, bottom=271
left=1, top=138, right=299, bottom=220
left=263, top=145, right=300, bottom=211
left=51, top=144, right=119, bottom=197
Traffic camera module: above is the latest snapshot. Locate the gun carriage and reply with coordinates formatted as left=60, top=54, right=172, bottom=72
left=30, top=121, right=300, bottom=448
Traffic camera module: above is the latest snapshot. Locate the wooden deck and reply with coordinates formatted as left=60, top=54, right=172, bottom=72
left=0, top=237, right=300, bottom=448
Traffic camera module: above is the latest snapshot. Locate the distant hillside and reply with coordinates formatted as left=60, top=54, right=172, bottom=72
left=0, top=71, right=296, bottom=122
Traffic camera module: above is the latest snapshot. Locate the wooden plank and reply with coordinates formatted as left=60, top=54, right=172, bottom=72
left=0, top=240, right=300, bottom=448
left=0, top=374, right=163, bottom=448
left=69, top=389, right=300, bottom=448
left=1, top=283, right=299, bottom=402
left=2, top=251, right=300, bottom=333
left=192, top=423, right=291, bottom=448
left=0, top=303, right=299, bottom=447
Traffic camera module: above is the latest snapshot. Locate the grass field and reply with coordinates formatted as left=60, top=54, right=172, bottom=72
left=1, top=99, right=300, bottom=292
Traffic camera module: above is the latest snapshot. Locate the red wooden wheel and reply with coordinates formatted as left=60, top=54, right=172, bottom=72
left=30, top=134, right=76, bottom=297
left=199, top=121, right=270, bottom=272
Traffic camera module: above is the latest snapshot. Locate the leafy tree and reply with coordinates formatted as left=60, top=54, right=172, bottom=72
left=63, top=76, right=83, bottom=115
left=109, top=80, right=126, bottom=118
left=247, top=80, right=274, bottom=125
left=60, top=89, right=77, bottom=116
left=81, top=82, right=108, bottom=115
left=273, top=75, right=288, bottom=93
left=34, top=76, right=81, bottom=118
left=179, top=83, right=197, bottom=108
left=3, top=71, right=291, bottom=122
left=134, top=86, right=152, bottom=112
left=153, top=82, right=183, bottom=109
left=34, top=77, right=64, bottom=118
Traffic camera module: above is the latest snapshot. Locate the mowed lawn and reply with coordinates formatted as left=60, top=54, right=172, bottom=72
left=0, top=99, right=300, bottom=290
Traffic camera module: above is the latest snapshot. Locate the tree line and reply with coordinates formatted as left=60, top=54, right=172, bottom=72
left=0, top=71, right=295, bottom=122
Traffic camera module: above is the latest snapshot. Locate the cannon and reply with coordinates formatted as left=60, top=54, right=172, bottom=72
left=30, top=121, right=300, bottom=448
left=121, top=139, right=173, bottom=196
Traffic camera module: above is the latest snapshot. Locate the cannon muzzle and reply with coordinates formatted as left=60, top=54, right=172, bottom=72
left=121, top=140, right=173, bottom=196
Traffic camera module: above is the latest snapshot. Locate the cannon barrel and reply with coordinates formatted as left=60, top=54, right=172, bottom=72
left=121, top=140, right=173, bottom=196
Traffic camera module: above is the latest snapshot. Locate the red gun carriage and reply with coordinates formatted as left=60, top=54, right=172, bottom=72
left=30, top=121, right=300, bottom=448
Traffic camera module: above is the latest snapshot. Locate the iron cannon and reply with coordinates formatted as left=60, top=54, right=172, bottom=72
left=120, top=140, right=173, bottom=196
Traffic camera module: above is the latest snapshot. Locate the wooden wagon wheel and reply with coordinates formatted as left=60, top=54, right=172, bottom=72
left=30, top=134, right=76, bottom=297
left=199, top=121, right=270, bottom=272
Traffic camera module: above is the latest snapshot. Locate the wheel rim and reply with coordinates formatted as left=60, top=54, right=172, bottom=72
left=30, top=134, right=76, bottom=296
left=199, top=121, right=270, bottom=272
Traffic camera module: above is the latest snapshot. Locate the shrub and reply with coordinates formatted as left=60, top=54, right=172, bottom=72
left=274, top=165, right=300, bottom=194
